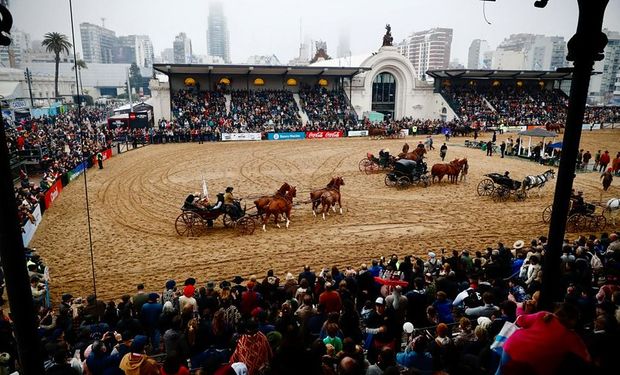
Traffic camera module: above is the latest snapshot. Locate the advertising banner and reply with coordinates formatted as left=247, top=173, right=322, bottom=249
left=44, top=180, right=63, bottom=210
left=347, top=130, right=369, bottom=137
left=92, top=148, right=112, bottom=165
left=400, top=129, right=410, bottom=137
left=67, top=162, right=87, bottom=182
left=21, top=205, right=42, bottom=246
left=221, top=133, right=262, bottom=141
left=306, top=131, right=344, bottom=139
left=267, top=132, right=306, bottom=140
left=582, top=123, right=601, bottom=130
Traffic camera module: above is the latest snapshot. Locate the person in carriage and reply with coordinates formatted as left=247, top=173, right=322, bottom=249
left=224, top=186, right=243, bottom=219
left=378, top=149, right=391, bottom=167
left=184, top=192, right=209, bottom=210
left=569, top=190, right=588, bottom=216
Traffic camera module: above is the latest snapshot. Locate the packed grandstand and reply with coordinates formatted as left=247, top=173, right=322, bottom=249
left=3, top=82, right=620, bottom=375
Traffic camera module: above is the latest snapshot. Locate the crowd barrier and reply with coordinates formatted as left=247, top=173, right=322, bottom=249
left=21, top=205, right=42, bottom=246
left=348, top=130, right=369, bottom=137
left=43, top=179, right=63, bottom=210
left=221, top=133, right=262, bottom=142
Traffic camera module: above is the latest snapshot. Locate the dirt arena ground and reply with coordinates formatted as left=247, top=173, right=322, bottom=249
left=31, top=129, right=620, bottom=301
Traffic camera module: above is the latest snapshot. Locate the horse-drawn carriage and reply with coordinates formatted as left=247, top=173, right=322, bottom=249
left=358, top=151, right=396, bottom=174
left=385, top=159, right=430, bottom=189
left=542, top=202, right=607, bottom=232
left=175, top=197, right=256, bottom=236
left=465, top=140, right=499, bottom=154
left=477, top=173, right=527, bottom=202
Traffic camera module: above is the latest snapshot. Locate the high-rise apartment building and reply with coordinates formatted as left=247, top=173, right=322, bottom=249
left=80, top=22, right=117, bottom=64
left=207, top=2, right=231, bottom=63
left=0, top=29, right=30, bottom=68
left=589, top=30, right=620, bottom=104
left=467, top=39, right=490, bottom=69
left=173, top=33, right=192, bottom=64
left=494, top=33, right=567, bottom=71
left=397, top=28, right=453, bottom=80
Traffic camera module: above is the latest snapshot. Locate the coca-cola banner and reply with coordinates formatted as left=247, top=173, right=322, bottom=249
left=44, top=180, right=63, bottom=210
left=305, top=131, right=343, bottom=139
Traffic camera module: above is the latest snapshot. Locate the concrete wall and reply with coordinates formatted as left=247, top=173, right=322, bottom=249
left=149, top=78, right=170, bottom=124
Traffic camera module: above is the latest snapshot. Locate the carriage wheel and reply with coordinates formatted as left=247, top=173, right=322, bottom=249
left=588, top=215, right=606, bottom=232
left=542, top=205, right=553, bottom=223
left=396, top=176, right=411, bottom=190
left=477, top=179, right=495, bottom=196
left=515, top=190, right=527, bottom=202
left=566, top=214, right=585, bottom=233
left=358, top=158, right=369, bottom=172
left=364, top=160, right=379, bottom=175
left=492, top=186, right=510, bottom=202
left=175, top=211, right=203, bottom=237
left=222, top=213, right=233, bottom=228
left=384, top=174, right=397, bottom=187
left=236, top=217, right=256, bottom=235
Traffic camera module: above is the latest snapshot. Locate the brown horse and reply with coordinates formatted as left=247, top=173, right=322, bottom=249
left=310, top=177, right=345, bottom=215
left=317, top=177, right=345, bottom=220
left=399, top=147, right=427, bottom=162
left=368, top=127, right=387, bottom=138
left=262, top=185, right=297, bottom=231
left=254, top=182, right=291, bottom=218
left=546, top=123, right=563, bottom=133
left=431, top=158, right=468, bottom=184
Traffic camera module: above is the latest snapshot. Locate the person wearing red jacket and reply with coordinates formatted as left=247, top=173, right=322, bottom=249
left=598, top=150, right=610, bottom=173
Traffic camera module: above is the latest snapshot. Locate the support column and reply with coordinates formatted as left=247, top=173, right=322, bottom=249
left=539, top=0, right=609, bottom=311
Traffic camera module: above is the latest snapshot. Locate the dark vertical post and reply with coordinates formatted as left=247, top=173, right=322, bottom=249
left=25, top=68, right=34, bottom=107
left=539, top=0, right=609, bottom=311
left=0, top=114, right=45, bottom=375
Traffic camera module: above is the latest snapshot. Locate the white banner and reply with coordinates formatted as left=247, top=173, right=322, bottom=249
left=22, top=205, right=42, bottom=246
left=400, top=129, right=410, bottom=136
left=221, top=133, right=262, bottom=142
left=581, top=123, right=601, bottom=130
left=348, top=130, right=369, bottom=137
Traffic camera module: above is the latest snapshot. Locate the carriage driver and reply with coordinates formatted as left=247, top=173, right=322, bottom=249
left=224, top=186, right=242, bottom=218
left=569, top=190, right=586, bottom=215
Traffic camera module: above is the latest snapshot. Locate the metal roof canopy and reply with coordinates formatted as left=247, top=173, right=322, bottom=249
left=425, top=69, right=601, bottom=81
left=153, top=63, right=370, bottom=78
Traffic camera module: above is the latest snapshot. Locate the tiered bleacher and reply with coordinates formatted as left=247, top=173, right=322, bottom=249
left=299, top=87, right=358, bottom=127
left=229, top=89, right=301, bottom=131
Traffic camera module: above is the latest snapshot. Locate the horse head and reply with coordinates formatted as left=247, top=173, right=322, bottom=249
left=277, top=182, right=291, bottom=195
left=326, top=177, right=336, bottom=188
left=337, top=176, right=345, bottom=186
left=546, top=169, right=555, bottom=179
left=288, top=186, right=297, bottom=199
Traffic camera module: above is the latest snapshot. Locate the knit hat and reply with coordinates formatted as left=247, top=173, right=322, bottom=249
left=131, top=335, right=148, bottom=353
left=165, top=280, right=176, bottom=290
left=183, top=285, right=195, bottom=298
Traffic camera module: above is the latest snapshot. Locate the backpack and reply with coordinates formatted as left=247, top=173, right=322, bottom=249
left=590, top=253, right=603, bottom=271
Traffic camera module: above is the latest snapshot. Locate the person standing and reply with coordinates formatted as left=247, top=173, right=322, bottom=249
left=500, top=141, right=506, bottom=158
left=612, top=152, right=620, bottom=176
left=486, top=140, right=493, bottom=157
left=96, top=151, right=104, bottom=169
left=582, top=151, right=592, bottom=171
left=492, top=130, right=497, bottom=143
left=439, top=143, right=448, bottom=161
left=599, top=150, right=611, bottom=173
left=593, top=150, right=601, bottom=171
left=577, top=149, right=584, bottom=170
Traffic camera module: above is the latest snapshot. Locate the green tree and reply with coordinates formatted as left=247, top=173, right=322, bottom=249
left=41, top=32, right=72, bottom=99
left=129, top=62, right=142, bottom=93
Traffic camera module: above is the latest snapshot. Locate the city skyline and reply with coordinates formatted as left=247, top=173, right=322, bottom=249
left=10, top=0, right=620, bottom=66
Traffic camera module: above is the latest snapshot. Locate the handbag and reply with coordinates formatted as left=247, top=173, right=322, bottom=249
left=490, top=321, right=519, bottom=355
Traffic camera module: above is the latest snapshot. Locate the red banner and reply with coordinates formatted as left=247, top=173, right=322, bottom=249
left=44, top=180, right=63, bottom=210
left=92, top=148, right=113, bottom=164
left=305, top=131, right=343, bottom=139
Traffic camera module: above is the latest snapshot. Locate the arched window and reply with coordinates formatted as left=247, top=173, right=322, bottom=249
left=372, top=72, right=396, bottom=118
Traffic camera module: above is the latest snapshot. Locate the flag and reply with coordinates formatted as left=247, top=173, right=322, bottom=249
left=202, top=175, right=209, bottom=199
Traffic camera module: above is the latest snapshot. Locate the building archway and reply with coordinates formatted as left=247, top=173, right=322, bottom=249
left=372, top=72, right=396, bottom=118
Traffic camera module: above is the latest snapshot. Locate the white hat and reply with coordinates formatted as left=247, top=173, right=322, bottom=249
left=428, top=252, right=436, bottom=258
left=375, top=297, right=385, bottom=305
left=477, top=317, right=492, bottom=329
left=513, top=240, right=525, bottom=249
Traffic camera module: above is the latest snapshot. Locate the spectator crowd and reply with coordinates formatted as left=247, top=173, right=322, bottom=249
left=1, top=230, right=617, bottom=375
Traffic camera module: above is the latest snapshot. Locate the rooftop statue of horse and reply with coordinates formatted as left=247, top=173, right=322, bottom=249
left=254, top=182, right=291, bottom=218
left=316, top=177, right=345, bottom=220
left=310, top=177, right=344, bottom=216
left=399, top=146, right=426, bottom=162
left=262, top=185, right=297, bottom=231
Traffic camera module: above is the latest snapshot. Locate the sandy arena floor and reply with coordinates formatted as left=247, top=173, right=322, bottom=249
left=31, top=129, right=620, bottom=301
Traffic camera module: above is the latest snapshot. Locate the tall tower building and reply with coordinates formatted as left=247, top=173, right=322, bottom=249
left=80, top=22, right=117, bottom=64
left=337, top=30, right=350, bottom=59
left=207, top=2, right=231, bottom=63
left=173, top=32, right=192, bottom=64
left=0, top=29, right=30, bottom=68
left=397, top=28, right=453, bottom=80
left=467, top=39, right=490, bottom=69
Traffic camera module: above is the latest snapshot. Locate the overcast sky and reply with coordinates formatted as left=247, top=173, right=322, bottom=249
left=11, top=0, right=620, bottom=64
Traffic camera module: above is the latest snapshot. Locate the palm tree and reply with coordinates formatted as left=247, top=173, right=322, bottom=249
left=72, top=59, right=87, bottom=98
left=41, top=32, right=72, bottom=99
